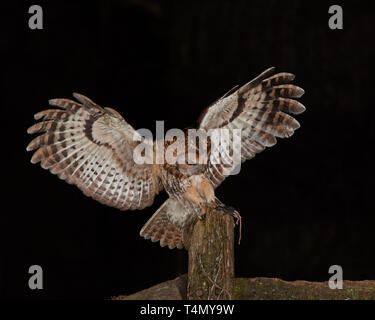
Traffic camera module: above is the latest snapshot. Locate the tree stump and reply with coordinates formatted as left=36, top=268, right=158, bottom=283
left=187, top=207, right=235, bottom=300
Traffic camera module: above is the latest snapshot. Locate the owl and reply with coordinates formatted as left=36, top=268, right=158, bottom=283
left=27, top=67, right=305, bottom=249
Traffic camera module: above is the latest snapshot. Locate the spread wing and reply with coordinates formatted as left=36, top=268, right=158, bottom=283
left=199, top=67, right=306, bottom=188
left=27, top=93, right=162, bottom=210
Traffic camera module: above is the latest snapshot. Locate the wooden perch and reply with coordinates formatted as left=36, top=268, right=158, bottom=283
left=186, top=207, right=235, bottom=300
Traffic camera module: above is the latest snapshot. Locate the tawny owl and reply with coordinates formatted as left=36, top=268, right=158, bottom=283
left=27, top=67, right=305, bottom=249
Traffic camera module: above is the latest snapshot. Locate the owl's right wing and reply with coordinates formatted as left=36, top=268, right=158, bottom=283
left=198, top=67, right=306, bottom=188
left=27, top=93, right=162, bottom=211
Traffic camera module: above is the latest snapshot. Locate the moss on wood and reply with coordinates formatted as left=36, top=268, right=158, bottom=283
left=232, top=277, right=375, bottom=300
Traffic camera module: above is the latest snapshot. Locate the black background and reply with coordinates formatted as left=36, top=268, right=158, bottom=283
left=1, top=0, right=374, bottom=299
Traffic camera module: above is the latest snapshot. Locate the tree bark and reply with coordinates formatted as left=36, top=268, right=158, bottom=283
left=187, top=207, right=235, bottom=300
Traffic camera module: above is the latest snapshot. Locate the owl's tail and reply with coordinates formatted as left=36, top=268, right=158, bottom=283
left=139, top=198, right=186, bottom=249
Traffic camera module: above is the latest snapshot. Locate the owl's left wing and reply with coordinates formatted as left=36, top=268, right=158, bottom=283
left=27, top=93, right=162, bottom=210
left=198, top=67, right=306, bottom=188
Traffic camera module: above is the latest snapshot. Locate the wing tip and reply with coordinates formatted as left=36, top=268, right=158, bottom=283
left=293, top=119, right=301, bottom=130
left=294, top=86, right=305, bottom=98
left=72, top=92, right=81, bottom=100
left=260, top=66, right=276, bottom=78
left=291, top=100, right=306, bottom=115
left=30, top=153, right=40, bottom=164
left=48, top=98, right=61, bottom=107
left=295, top=103, right=306, bottom=115
left=26, top=144, right=33, bottom=152
left=34, top=111, right=45, bottom=120
left=73, top=92, right=96, bottom=106
left=287, top=72, right=296, bottom=81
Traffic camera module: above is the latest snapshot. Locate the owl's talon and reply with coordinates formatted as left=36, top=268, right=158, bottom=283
left=215, top=205, right=242, bottom=245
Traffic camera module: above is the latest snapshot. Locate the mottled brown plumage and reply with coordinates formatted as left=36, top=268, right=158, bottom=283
left=27, top=67, right=305, bottom=249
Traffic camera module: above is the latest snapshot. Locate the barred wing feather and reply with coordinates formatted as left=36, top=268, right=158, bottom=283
left=27, top=93, right=162, bottom=210
left=199, top=67, right=306, bottom=188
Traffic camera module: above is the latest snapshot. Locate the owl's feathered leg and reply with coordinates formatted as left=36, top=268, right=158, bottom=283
left=215, top=205, right=242, bottom=245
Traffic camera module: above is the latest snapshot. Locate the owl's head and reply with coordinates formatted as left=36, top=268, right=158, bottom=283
left=163, top=128, right=210, bottom=174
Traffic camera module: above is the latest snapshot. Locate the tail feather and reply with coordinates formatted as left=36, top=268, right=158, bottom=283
left=140, top=198, right=185, bottom=249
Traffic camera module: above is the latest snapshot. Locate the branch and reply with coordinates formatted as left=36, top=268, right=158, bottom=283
left=113, top=276, right=375, bottom=300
